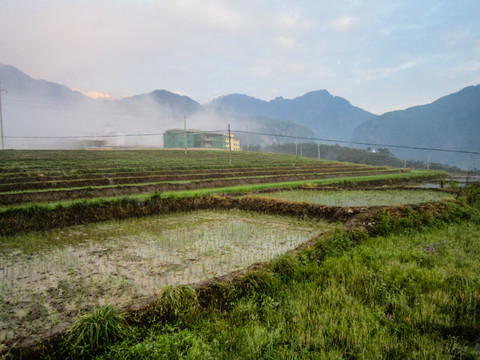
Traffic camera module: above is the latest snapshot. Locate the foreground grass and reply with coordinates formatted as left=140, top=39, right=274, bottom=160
left=44, top=201, right=480, bottom=360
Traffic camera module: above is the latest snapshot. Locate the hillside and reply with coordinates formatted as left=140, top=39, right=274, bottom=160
left=0, top=65, right=314, bottom=149
left=209, top=90, right=376, bottom=141
left=0, top=64, right=91, bottom=104
left=351, top=85, right=480, bottom=170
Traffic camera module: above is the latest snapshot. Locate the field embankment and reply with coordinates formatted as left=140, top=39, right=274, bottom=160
left=3, top=149, right=477, bottom=359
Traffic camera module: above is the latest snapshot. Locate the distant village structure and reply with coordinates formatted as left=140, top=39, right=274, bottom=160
left=163, top=129, right=240, bottom=151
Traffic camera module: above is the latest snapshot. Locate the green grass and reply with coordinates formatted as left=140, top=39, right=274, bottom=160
left=42, top=201, right=480, bottom=359
left=0, top=149, right=334, bottom=176
left=0, top=210, right=330, bottom=348
left=64, top=305, right=128, bottom=357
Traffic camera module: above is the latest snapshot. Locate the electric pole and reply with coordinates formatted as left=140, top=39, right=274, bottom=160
left=0, top=81, right=6, bottom=150
left=228, top=124, right=232, bottom=165
left=184, top=116, right=187, bottom=154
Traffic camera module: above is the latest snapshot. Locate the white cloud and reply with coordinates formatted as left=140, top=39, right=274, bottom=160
left=252, top=67, right=273, bottom=78
left=288, top=63, right=308, bottom=75
left=1, top=0, right=479, bottom=114
left=275, top=36, right=301, bottom=51
left=275, top=9, right=316, bottom=32
left=72, top=89, right=116, bottom=100
left=331, top=15, right=360, bottom=32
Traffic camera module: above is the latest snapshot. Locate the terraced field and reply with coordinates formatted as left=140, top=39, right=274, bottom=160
left=0, top=149, right=429, bottom=206
left=1, top=149, right=459, bottom=358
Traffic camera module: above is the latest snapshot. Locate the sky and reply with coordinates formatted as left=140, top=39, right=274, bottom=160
left=1, top=0, right=479, bottom=115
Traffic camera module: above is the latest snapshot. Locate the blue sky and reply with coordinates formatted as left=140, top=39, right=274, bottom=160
left=1, top=0, right=479, bottom=114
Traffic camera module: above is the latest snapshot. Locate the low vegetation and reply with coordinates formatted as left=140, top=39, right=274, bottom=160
left=36, top=194, right=479, bottom=359
left=1, top=149, right=477, bottom=359
left=0, top=210, right=330, bottom=349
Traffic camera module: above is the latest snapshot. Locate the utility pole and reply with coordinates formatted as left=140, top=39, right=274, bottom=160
left=246, top=125, right=249, bottom=152
left=317, top=143, right=320, bottom=159
left=228, top=124, right=232, bottom=165
left=295, top=139, right=298, bottom=157
left=0, top=81, right=6, bottom=150
left=184, top=116, right=187, bottom=154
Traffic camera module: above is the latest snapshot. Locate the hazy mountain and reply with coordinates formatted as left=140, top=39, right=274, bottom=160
left=119, top=89, right=202, bottom=117
left=208, top=90, right=376, bottom=141
left=350, top=85, right=480, bottom=170
left=0, top=64, right=314, bottom=149
left=0, top=64, right=91, bottom=104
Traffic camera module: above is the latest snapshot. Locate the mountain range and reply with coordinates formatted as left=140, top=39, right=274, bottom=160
left=351, top=85, right=480, bottom=170
left=0, top=64, right=478, bottom=169
left=0, top=64, right=315, bottom=148
left=209, top=91, right=375, bottom=141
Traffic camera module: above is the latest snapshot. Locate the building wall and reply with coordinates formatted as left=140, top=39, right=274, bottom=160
left=163, top=131, right=195, bottom=148
left=164, top=129, right=239, bottom=150
left=225, top=134, right=241, bottom=151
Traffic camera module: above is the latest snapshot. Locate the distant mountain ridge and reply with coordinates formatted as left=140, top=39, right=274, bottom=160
left=208, top=90, right=376, bottom=141
left=0, top=64, right=315, bottom=148
left=3, top=63, right=477, bottom=170
left=0, top=64, right=92, bottom=104
left=351, top=85, right=480, bottom=169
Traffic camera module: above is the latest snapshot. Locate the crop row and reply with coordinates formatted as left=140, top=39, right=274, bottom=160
left=0, top=163, right=365, bottom=183
left=0, top=166, right=391, bottom=192
left=0, top=150, right=326, bottom=175
left=0, top=172, right=449, bottom=236
left=0, top=169, right=409, bottom=206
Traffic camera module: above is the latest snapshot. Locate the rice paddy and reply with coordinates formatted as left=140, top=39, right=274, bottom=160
left=257, top=189, right=455, bottom=207
left=0, top=209, right=331, bottom=346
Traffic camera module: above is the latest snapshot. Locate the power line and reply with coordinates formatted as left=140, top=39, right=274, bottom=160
left=230, top=129, right=480, bottom=156
left=0, top=81, right=6, bottom=150
left=5, top=128, right=480, bottom=156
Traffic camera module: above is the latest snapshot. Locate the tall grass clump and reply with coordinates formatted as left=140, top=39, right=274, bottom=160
left=64, top=305, right=128, bottom=358
left=466, top=182, right=480, bottom=208
left=325, top=227, right=355, bottom=256
left=233, top=270, right=282, bottom=300
left=154, top=285, right=199, bottom=325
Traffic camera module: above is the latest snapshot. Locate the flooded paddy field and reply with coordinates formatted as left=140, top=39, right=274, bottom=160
left=0, top=209, right=331, bottom=346
left=256, top=189, right=455, bottom=207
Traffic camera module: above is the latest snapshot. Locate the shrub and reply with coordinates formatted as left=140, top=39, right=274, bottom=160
left=449, top=181, right=459, bottom=191
left=466, top=182, right=480, bottom=208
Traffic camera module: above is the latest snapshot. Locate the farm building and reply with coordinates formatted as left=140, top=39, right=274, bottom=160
left=163, top=129, right=240, bottom=150
left=225, top=133, right=241, bottom=151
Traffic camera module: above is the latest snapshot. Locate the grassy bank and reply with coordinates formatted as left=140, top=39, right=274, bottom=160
left=30, top=194, right=480, bottom=360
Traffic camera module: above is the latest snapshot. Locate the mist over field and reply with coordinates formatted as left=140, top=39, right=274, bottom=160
left=0, top=66, right=229, bottom=149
